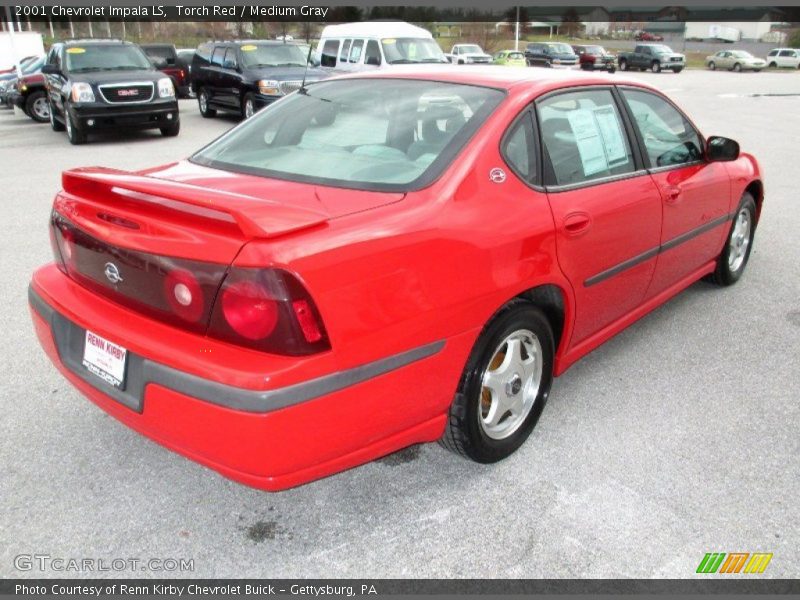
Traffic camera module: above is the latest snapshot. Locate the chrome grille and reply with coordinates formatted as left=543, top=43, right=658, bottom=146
left=98, top=82, right=155, bottom=104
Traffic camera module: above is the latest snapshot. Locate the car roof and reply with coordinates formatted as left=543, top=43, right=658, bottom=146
left=325, top=65, right=655, bottom=95
left=320, top=21, right=433, bottom=39
left=62, top=39, right=131, bottom=46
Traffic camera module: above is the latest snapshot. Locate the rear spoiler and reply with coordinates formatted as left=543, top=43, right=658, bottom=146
left=61, top=167, right=329, bottom=239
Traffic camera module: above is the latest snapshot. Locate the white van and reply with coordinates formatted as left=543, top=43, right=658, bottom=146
left=314, top=21, right=447, bottom=72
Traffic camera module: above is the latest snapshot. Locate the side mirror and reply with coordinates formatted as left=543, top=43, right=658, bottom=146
left=706, top=136, right=740, bottom=162
left=41, top=64, right=60, bottom=75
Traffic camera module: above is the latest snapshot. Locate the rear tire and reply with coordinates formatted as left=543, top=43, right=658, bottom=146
left=710, top=193, right=756, bottom=286
left=440, top=301, right=554, bottom=463
left=733, top=62, right=742, bottom=72
left=197, top=88, right=216, bottom=118
left=708, top=61, right=716, bottom=70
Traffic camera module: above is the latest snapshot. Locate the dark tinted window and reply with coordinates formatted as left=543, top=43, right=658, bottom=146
left=537, top=89, right=635, bottom=186
left=223, top=48, right=238, bottom=69
left=621, top=89, right=703, bottom=168
left=365, top=40, right=381, bottom=65
left=321, top=39, right=339, bottom=67
left=196, top=44, right=213, bottom=63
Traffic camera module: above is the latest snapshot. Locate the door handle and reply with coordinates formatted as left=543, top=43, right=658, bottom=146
left=563, top=212, right=592, bottom=236
left=663, top=185, right=682, bottom=204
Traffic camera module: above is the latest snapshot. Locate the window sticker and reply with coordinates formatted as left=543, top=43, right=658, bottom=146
left=566, top=109, right=608, bottom=177
left=382, top=38, right=396, bottom=44
left=66, top=48, right=85, bottom=54
left=240, top=45, right=257, bottom=52
left=593, top=105, right=628, bottom=165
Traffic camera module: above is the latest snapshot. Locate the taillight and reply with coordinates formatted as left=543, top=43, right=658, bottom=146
left=208, top=268, right=330, bottom=356
left=164, top=269, right=204, bottom=323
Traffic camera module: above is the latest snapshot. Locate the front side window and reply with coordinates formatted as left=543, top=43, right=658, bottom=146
left=621, top=89, right=703, bottom=168
left=65, top=44, right=152, bottom=72
left=321, top=40, right=339, bottom=67
left=537, top=89, right=635, bottom=186
left=192, top=79, right=504, bottom=190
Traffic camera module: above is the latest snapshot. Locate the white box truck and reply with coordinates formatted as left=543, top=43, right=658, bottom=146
left=0, top=31, right=45, bottom=71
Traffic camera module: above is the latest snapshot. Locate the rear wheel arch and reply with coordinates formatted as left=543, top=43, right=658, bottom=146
left=517, top=284, right=569, bottom=356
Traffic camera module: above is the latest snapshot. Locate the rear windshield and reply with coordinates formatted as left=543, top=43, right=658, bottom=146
left=65, top=45, right=152, bottom=72
left=191, top=79, right=505, bottom=191
left=143, top=46, right=176, bottom=60
left=239, top=44, right=307, bottom=68
left=381, top=38, right=447, bottom=64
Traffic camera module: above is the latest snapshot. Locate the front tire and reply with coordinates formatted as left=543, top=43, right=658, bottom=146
left=197, top=88, right=216, bottom=118
left=769, top=61, right=777, bottom=68
left=708, top=61, right=716, bottom=70
left=25, top=91, right=50, bottom=122
left=711, top=194, right=756, bottom=286
left=64, top=104, right=86, bottom=145
left=440, top=301, right=554, bottom=463
left=160, top=120, right=180, bottom=137
left=733, top=62, right=742, bottom=72
left=618, top=59, right=628, bottom=71
left=242, top=93, right=256, bottom=119
left=49, top=102, right=64, bottom=131
left=651, top=60, right=661, bottom=73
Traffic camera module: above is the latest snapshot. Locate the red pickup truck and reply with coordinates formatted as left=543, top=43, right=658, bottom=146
left=141, top=44, right=191, bottom=98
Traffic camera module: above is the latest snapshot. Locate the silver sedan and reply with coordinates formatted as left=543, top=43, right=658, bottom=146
left=706, top=50, right=766, bottom=72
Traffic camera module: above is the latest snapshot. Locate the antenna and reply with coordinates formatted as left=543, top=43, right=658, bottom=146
left=300, top=43, right=313, bottom=93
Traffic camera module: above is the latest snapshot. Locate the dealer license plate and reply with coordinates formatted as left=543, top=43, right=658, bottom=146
left=82, top=330, right=127, bottom=389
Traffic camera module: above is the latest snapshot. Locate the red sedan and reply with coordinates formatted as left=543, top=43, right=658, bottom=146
left=29, top=67, right=763, bottom=491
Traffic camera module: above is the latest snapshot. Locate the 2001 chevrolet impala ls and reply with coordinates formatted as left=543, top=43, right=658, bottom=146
left=29, top=67, right=762, bottom=490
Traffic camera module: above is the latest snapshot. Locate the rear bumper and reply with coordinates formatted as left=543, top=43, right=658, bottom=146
left=29, top=265, right=464, bottom=491
left=69, top=100, right=179, bottom=131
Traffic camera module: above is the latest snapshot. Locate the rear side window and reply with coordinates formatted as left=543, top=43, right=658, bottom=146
left=211, top=47, right=225, bottom=67
left=502, top=112, right=537, bottom=183
left=321, top=39, right=339, bottom=67
left=621, top=89, right=703, bottom=168
left=339, top=39, right=351, bottom=62
left=349, top=39, right=364, bottom=63
left=779, top=50, right=795, bottom=57
left=223, top=48, right=238, bottom=69
left=537, top=89, right=635, bottom=186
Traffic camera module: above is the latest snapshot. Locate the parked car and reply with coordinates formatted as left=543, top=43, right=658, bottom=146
left=42, top=39, right=179, bottom=144
left=191, top=40, right=326, bottom=119
left=0, top=55, right=44, bottom=108
left=706, top=50, right=766, bottom=72
left=446, top=44, right=493, bottom=65
left=492, top=50, right=527, bottom=67
left=10, top=72, right=49, bottom=122
left=524, top=42, right=579, bottom=67
left=634, top=31, right=664, bottom=42
left=141, top=43, right=192, bottom=98
left=0, top=55, right=38, bottom=77
left=176, top=48, right=196, bottom=95
left=315, top=21, right=447, bottom=73
left=572, top=45, right=616, bottom=72
left=618, top=44, right=685, bottom=73
left=29, top=67, right=762, bottom=491
left=765, top=48, right=800, bottom=69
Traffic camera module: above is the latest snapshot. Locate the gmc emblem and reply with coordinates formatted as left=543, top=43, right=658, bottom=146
left=117, top=89, right=140, bottom=97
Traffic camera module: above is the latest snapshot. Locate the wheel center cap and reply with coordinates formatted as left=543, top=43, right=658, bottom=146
left=506, top=374, right=523, bottom=397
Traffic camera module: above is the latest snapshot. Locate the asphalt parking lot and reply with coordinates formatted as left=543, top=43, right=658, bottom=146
left=1, top=69, right=798, bottom=579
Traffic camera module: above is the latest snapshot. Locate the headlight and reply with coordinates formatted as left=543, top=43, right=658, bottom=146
left=19, top=83, right=27, bottom=92
left=158, top=77, right=175, bottom=98
left=258, top=79, right=282, bottom=95
left=70, top=82, right=95, bottom=103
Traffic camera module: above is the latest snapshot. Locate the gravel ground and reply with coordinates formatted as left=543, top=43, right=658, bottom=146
left=0, top=69, right=798, bottom=579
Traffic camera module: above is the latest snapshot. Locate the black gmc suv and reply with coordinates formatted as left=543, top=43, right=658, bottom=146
left=191, top=40, right=326, bottom=119
left=42, top=39, right=180, bottom=144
